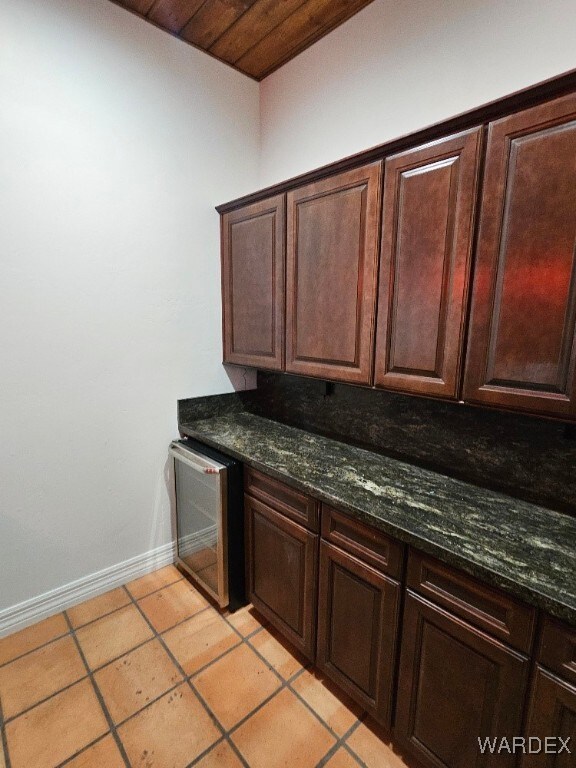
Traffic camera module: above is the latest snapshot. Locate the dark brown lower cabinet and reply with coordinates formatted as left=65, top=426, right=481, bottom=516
left=316, top=541, right=401, bottom=727
left=395, top=591, right=529, bottom=768
left=522, top=667, right=576, bottom=767
left=245, top=494, right=318, bottom=659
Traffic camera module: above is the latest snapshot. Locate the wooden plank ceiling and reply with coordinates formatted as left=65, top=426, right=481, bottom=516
left=112, top=0, right=376, bottom=80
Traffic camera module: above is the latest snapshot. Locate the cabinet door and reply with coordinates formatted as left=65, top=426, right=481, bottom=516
left=396, top=592, right=529, bottom=768
left=221, top=195, right=285, bottom=370
left=522, top=667, right=576, bottom=767
left=286, top=163, right=382, bottom=384
left=317, top=542, right=400, bottom=727
left=374, top=128, right=482, bottom=398
left=245, top=494, right=317, bottom=659
left=464, top=93, right=576, bottom=418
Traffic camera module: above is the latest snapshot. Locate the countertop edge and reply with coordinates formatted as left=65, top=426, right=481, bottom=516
left=179, top=421, right=576, bottom=628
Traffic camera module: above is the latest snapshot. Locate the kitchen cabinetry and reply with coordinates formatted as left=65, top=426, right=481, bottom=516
left=243, top=464, right=572, bottom=768
left=464, top=92, right=576, bottom=419
left=395, top=553, right=534, bottom=768
left=244, top=468, right=318, bottom=658
left=316, top=507, right=403, bottom=726
left=374, top=128, right=482, bottom=399
left=221, top=195, right=285, bottom=370
left=523, top=618, right=576, bottom=767
left=219, top=83, right=576, bottom=423
left=285, top=163, right=382, bottom=385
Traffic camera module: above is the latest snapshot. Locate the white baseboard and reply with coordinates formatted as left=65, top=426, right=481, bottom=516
left=0, top=541, right=177, bottom=638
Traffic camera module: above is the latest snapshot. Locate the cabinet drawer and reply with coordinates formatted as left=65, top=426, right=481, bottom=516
left=245, top=467, right=319, bottom=531
left=407, top=550, right=535, bottom=653
left=538, top=616, right=576, bottom=686
left=321, top=505, right=404, bottom=579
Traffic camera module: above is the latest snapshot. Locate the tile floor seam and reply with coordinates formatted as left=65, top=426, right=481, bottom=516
left=2, top=672, right=91, bottom=725
left=0, top=695, right=12, bottom=768
left=124, top=572, right=183, bottom=602
left=178, top=635, right=243, bottom=679
left=283, top=672, right=362, bottom=744
left=54, top=733, right=111, bottom=768
left=219, top=608, right=266, bottom=643
left=313, top=719, right=364, bottom=767
left=342, top=741, right=369, bottom=768
left=123, top=586, right=229, bottom=745
left=183, top=735, right=227, bottom=768
left=0, top=628, right=72, bottom=671
left=88, top=635, right=157, bottom=674
left=124, top=583, right=315, bottom=767
left=121, top=585, right=213, bottom=636
left=112, top=679, right=183, bottom=729
left=67, top=599, right=132, bottom=632
left=63, top=611, right=133, bottom=768
left=224, top=664, right=312, bottom=740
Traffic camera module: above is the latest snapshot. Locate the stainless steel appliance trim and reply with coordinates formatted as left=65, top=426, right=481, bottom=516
left=169, top=442, right=224, bottom=474
left=171, top=442, right=229, bottom=609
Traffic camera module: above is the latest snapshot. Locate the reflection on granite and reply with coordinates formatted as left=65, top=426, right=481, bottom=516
left=244, top=373, right=576, bottom=515
left=179, top=410, right=576, bottom=626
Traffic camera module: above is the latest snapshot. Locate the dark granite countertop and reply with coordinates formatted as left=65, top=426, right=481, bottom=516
left=179, top=410, right=576, bottom=627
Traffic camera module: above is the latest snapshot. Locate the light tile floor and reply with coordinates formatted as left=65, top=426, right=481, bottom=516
left=0, top=565, right=413, bottom=768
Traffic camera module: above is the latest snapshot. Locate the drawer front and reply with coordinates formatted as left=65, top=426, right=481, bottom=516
left=245, top=467, right=319, bottom=531
left=407, top=550, right=535, bottom=653
left=321, top=505, right=404, bottom=578
left=539, top=617, right=576, bottom=686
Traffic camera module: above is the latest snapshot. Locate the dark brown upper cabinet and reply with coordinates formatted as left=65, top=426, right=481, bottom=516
left=464, top=93, right=576, bottom=419
left=221, top=195, right=285, bottom=371
left=374, top=128, right=483, bottom=398
left=285, top=163, right=382, bottom=385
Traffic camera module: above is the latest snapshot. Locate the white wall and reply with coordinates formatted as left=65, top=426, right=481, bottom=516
left=0, top=0, right=259, bottom=619
left=259, top=0, right=576, bottom=186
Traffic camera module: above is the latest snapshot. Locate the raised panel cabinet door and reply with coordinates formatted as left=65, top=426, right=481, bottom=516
left=245, top=494, right=317, bottom=659
left=316, top=541, right=400, bottom=727
left=522, top=667, right=576, bottom=767
left=286, top=163, right=382, bottom=384
left=221, top=195, right=285, bottom=370
left=464, top=93, right=576, bottom=418
left=375, top=128, right=483, bottom=398
left=395, top=592, right=529, bottom=768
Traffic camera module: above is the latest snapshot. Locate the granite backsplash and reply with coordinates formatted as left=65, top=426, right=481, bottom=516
left=179, top=371, right=576, bottom=516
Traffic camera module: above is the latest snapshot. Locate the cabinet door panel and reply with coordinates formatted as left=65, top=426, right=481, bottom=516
left=286, top=163, right=382, bottom=384
left=245, top=494, right=317, bottom=659
left=221, top=195, right=285, bottom=370
left=375, top=128, right=482, bottom=398
left=396, top=592, right=529, bottom=768
left=464, top=93, right=576, bottom=418
left=522, top=667, right=576, bottom=767
left=317, top=542, right=400, bottom=726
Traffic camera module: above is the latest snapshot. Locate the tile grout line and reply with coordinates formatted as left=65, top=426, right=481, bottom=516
left=120, top=586, right=250, bottom=767
left=0, top=694, right=13, bottom=768
left=0, top=569, right=184, bottom=668
left=55, top=733, right=112, bottom=768
left=3, top=572, right=375, bottom=768
left=342, top=740, right=371, bottom=768
left=2, top=673, right=91, bottom=725
left=62, top=611, right=133, bottom=768
left=0, top=577, right=184, bottom=673
left=0, top=629, right=72, bottom=671
left=313, top=719, right=364, bottom=767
